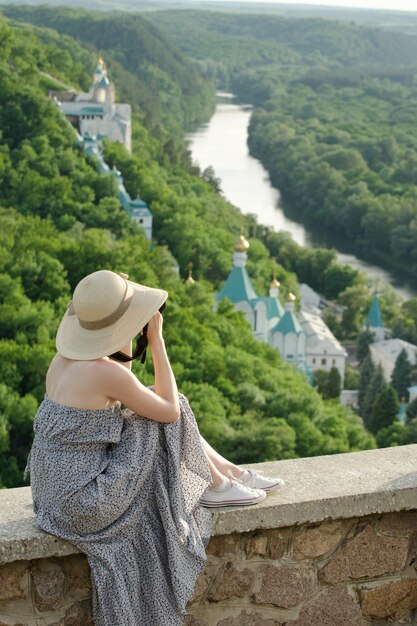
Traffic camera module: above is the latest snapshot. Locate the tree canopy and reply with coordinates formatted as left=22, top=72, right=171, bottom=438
left=0, top=14, right=378, bottom=487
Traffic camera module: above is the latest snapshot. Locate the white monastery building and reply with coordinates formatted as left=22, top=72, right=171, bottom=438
left=51, top=57, right=131, bottom=152
left=370, top=338, right=417, bottom=382
left=50, top=58, right=152, bottom=239
left=365, top=294, right=417, bottom=382
left=215, top=233, right=347, bottom=383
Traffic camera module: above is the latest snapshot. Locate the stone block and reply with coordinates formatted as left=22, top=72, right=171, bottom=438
left=319, top=523, right=409, bottom=583
left=63, top=599, right=94, bottom=625
left=245, top=532, right=269, bottom=559
left=253, top=563, right=315, bottom=609
left=49, top=598, right=94, bottom=626
left=0, top=562, right=27, bottom=601
left=217, top=610, right=283, bottom=625
left=207, top=534, right=240, bottom=559
left=61, top=554, right=91, bottom=592
left=266, top=530, right=288, bottom=560
left=31, top=560, right=65, bottom=612
left=184, top=617, right=209, bottom=626
left=359, top=578, right=417, bottom=620
left=208, top=562, right=255, bottom=602
left=189, top=571, right=211, bottom=604
left=287, top=585, right=362, bottom=626
left=378, top=511, right=417, bottom=536
left=292, top=520, right=346, bottom=560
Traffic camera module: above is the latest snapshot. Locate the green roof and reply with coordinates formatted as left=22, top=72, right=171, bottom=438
left=271, top=309, right=302, bottom=335
left=131, top=198, right=149, bottom=209
left=251, top=297, right=284, bottom=320
left=215, top=267, right=257, bottom=303
left=98, top=75, right=110, bottom=88
left=64, top=106, right=105, bottom=116
left=366, top=294, right=383, bottom=328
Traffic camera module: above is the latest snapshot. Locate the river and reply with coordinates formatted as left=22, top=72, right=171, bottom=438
left=186, top=93, right=415, bottom=301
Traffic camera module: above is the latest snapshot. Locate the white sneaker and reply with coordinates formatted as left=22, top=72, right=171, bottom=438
left=200, top=476, right=266, bottom=508
left=236, top=468, right=285, bottom=492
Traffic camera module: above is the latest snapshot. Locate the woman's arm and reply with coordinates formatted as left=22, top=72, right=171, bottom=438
left=98, top=312, right=180, bottom=423
left=147, top=311, right=179, bottom=414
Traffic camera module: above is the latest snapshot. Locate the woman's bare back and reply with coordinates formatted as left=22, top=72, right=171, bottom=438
left=46, top=353, right=119, bottom=410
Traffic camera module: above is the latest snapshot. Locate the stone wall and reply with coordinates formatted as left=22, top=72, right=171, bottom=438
left=0, top=553, right=93, bottom=626
left=187, top=510, right=417, bottom=625
left=1, top=510, right=417, bottom=625
left=2, top=445, right=417, bottom=625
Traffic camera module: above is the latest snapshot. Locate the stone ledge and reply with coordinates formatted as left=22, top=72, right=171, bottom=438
left=1, top=444, right=417, bottom=565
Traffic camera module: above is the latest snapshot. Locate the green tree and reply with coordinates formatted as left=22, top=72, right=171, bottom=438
left=404, top=418, right=417, bottom=444
left=406, top=397, right=417, bottom=422
left=391, top=349, right=412, bottom=401
left=358, top=355, right=374, bottom=416
left=313, top=367, right=341, bottom=399
left=344, top=365, right=359, bottom=390
left=327, top=366, right=342, bottom=399
left=313, top=369, right=330, bottom=399
left=376, top=422, right=406, bottom=448
left=368, top=386, right=400, bottom=435
left=286, top=412, right=325, bottom=457
left=338, top=284, right=371, bottom=337
left=356, top=329, right=374, bottom=364
left=362, top=364, right=385, bottom=426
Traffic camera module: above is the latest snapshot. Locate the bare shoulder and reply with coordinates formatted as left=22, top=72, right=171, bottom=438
left=47, top=354, right=132, bottom=387
left=92, top=357, right=134, bottom=378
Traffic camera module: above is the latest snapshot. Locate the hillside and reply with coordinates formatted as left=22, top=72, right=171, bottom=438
left=139, top=10, right=417, bottom=286
left=0, top=13, right=380, bottom=488
left=144, top=10, right=417, bottom=80
left=2, top=5, right=215, bottom=140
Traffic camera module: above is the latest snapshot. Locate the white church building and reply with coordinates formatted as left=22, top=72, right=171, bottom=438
left=50, top=57, right=131, bottom=152
left=365, top=294, right=417, bottom=382
left=50, top=58, right=152, bottom=239
left=215, top=233, right=347, bottom=383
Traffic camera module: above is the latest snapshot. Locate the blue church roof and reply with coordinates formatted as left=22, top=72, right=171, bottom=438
left=215, top=267, right=257, bottom=304
left=131, top=197, right=150, bottom=210
left=118, top=190, right=132, bottom=210
left=397, top=402, right=407, bottom=425
left=251, top=297, right=284, bottom=320
left=366, top=294, right=383, bottom=328
left=268, top=297, right=284, bottom=319
left=271, top=309, right=302, bottom=335
left=64, top=105, right=105, bottom=117
left=98, top=75, right=110, bottom=89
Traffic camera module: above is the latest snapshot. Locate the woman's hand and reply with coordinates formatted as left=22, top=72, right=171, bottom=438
left=147, top=311, right=164, bottom=346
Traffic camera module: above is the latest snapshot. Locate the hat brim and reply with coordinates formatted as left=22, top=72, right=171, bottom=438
left=56, top=280, right=168, bottom=360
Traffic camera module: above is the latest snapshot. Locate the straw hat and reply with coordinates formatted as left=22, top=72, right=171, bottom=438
left=56, top=270, right=168, bottom=360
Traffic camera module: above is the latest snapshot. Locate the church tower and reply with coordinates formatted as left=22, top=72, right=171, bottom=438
left=215, top=231, right=257, bottom=329
left=270, top=293, right=306, bottom=368
left=364, top=293, right=385, bottom=342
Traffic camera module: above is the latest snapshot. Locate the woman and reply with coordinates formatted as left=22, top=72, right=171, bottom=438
left=25, top=270, right=283, bottom=626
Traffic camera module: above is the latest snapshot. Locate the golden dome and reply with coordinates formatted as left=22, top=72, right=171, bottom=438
left=287, top=292, right=296, bottom=302
left=234, top=233, right=249, bottom=252
left=185, top=262, right=196, bottom=285
left=270, top=277, right=280, bottom=289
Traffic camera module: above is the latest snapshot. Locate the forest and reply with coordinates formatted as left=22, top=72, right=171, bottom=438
left=138, top=10, right=417, bottom=285
left=0, top=11, right=385, bottom=489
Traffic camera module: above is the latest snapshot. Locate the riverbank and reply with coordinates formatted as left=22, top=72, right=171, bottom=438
left=186, top=94, right=416, bottom=301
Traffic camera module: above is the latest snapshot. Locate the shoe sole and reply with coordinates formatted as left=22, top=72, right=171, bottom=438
left=263, top=480, right=285, bottom=492
left=200, top=495, right=266, bottom=508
